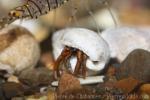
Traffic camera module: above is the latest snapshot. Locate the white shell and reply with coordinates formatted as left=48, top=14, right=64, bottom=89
left=0, top=25, right=40, bottom=74
left=101, top=26, right=150, bottom=62
left=52, top=28, right=110, bottom=72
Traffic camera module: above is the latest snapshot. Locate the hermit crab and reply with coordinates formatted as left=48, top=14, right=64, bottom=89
left=0, top=25, right=40, bottom=77
left=52, top=28, right=110, bottom=78
left=101, top=26, right=150, bottom=62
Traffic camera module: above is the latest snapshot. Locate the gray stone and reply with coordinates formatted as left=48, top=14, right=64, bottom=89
left=115, top=49, right=150, bottom=82
left=18, top=67, right=54, bottom=87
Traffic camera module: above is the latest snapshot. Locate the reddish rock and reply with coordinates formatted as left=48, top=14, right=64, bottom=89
left=57, top=73, right=82, bottom=94
left=114, top=77, right=140, bottom=93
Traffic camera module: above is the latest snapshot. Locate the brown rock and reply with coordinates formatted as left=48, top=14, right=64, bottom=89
left=106, top=66, right=116, bottom=77
left=57, top=73, right=82, bottom=94
left=2, top=82, right=25, bottom=99
left=114, top=77, right=140, bottom=93
left=18, top=67, right=54, bottom=87
left=138, top=84, right=150, bottom=96
left=47, top=90, right=56, bottom=100
left=115, top=49, right=150, bottom=82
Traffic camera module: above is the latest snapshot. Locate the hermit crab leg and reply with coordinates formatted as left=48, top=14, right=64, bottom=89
left=63, top=48, right=74, bottom=72
left=54, top=46, right=73, bottom=79
left=74, top=50, right=83, bottom=75
left=82, top=53, right=88, bottom=78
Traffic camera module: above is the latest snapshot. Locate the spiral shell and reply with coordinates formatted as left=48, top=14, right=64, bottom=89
left=52, top=28, right=110, bottom=72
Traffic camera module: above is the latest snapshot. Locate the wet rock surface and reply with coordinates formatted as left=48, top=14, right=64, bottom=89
left=18, top=67, right=54, bottom=87
left=115, top=49, right=150, bottom=82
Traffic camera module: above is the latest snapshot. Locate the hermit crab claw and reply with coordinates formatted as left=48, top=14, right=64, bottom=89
left=101, top=26, right=150, bottom=62
left=52, top=28, right=110, bottom=79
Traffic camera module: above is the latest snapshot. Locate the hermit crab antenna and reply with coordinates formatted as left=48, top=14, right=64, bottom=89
left=51, top=9, right=57, bottom=33
left=66, top=1, right=79, bottom=28
left=82, top=0, right=101, bottom=34
left=71, top=7, right=79, bottom=27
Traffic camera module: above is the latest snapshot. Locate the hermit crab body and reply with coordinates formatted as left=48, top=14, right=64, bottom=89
left=101, top=26, right=150, bottom=62
left=0, top=25, right=40, bottom=76
left=52, top=28, right=110, bottom=78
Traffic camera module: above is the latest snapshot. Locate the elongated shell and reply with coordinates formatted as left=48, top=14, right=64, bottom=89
left=0, top=25, right=40, bottom=75
left=101, top=26, right=150, bottom=62
left=52, top=28, right=110, bottom=71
